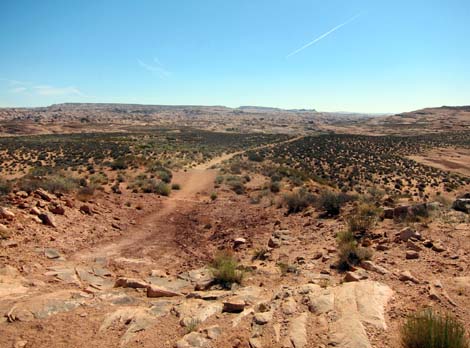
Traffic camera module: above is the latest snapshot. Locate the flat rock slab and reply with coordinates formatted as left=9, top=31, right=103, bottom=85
left=7, top=290, right=88, bottom=321
left=0, top=266, right=28, bottom=299
left=174, top=299, right=223, bottom=327
left=330, top=281, right=393, bottom=348
left=147, top=276, right=191, bottom=292
left=101, top=306, right=160, bottom=346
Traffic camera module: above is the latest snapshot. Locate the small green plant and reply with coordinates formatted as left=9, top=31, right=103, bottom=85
left=185, top=318, right=200, bottom=334
left=210, top=252, right=243, bottom=289
left=0, top=178, right=12, bottom=196
left=337, top=230, right=372, bottom=270
left=347, top=203, right=381, bottom=235
left=210, top=191, right=218, bottom=201
left=171, top=183, right=181, bottom=190
left=316, top=190, right=343, bottom=216
left=401, top=308, right=469, bottom=348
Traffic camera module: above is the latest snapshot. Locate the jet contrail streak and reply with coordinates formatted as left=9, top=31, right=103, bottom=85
left=286, top=13, right=362, bottom=58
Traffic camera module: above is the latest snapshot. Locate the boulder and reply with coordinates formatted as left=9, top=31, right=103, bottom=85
left=147, top=284, right=181, bottom=298
left=80, top=205, right=93, bottom=215
left=49, top=205, right=65, bottom=215
left=406, top=251, right=419, bottom=260
left=222, top=298, right=246, bottom=313
left=114, top=277, right=148, bottom=289
left=233, top=237, right=246, bottom=248
left=360, top=261, right=389, bottom=275
left=35, top=189, right=54, bottom=202
left=38, top=213, right=57, bottom=227
left=176, top=332, right=211, bottom=348
left=452, top=198, right=470, bottom=213
left=399, top=270, right=419, bottom=284
left=398, top=227, right=421, bottom=241
left=0, top=207, right=15, bottom=220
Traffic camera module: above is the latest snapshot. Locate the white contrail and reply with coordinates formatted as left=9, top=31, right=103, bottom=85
left=286, top=13, right=362, bottom=58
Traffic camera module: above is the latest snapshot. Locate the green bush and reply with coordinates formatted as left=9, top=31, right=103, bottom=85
left=171, top=183, right=181, bottom=190
left=109, top=157, right=128, bottom=170
left=337, top=230, right=372, bottom=270
left=284, top=188, right=314, bottom=214
left=347, top=203, right=381, bottom=235
left=210, top=252, right=243, bottom=289
left=316, top=190, right=342, bottom=216
left=18, top=173, right=79, bottom=194
left=0, top=178, right=12, bottom=196
left=401, top=309, right=469, bottom=348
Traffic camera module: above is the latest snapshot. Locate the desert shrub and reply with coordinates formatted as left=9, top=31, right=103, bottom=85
left=215, top=176, right=224, bottom=185
left=284, top=188, right=315, bottom=214
left=109, top=157, right=128, bottom=170
left=0, top=178, right=12, bottom=196
left=171, top=183, right=181, bottom=190
left=316, top=190, right=353, bottom=216
left=247, top=152, right=264, bottom=162
left=210, top=252, right=243, bottom=289
left=401, top=308, right=469, bottom=348
left=155, top=182, right=171, bottom=196
left=337, top=230, right=372, bottom=270
left=89, top=173, right=108, bottom=185
left=76, top=185, right=97, bottom=201
left=226, top=176, right=245, bottom=194
left=347, top=203, right=381, bottom=234
left=270, top=180, right=281, bottom=193
left=18, top=173, right=79, bottom=194
left=210, top=192, right=218, bottom=201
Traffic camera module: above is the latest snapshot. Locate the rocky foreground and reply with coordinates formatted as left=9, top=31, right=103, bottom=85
left=0, top=182, right=469, bottom=347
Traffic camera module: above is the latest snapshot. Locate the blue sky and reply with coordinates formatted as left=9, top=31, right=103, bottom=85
left=0, top=0, right=469, bottom=113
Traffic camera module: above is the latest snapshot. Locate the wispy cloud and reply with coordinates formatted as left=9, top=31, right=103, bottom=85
left=286, top=12, right=362, bottom=58
left=138, top=58, right=171, bottom=78
left=1, top=78, right=84, bottom=97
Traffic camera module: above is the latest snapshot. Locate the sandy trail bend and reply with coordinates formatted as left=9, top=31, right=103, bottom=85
left=73, top=135, right=304, bottom=263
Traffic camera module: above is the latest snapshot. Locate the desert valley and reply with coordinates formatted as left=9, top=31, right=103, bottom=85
left=0, top=103, right=469, bottom=348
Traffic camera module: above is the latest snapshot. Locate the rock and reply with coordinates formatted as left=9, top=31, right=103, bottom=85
left=249, top=338, right=263, bottom=348
left=233, top=237, right=246, bottom=248
left=203, top=325, right=222, bottom=339
left=253, top=311, right=273, bottom=325
left=406, top=240, right=422, bottom=252
left=30, top=206, right=41, bottom=215
left=38, top=213, right=56, bottom=227
left=35, top=189, right=54, bottom=202
left=150, top=269, right=167, bottom=278
left=423, top=239, right=433, bottom=248
left=406, top=251, right=419, bottom=260
left=268, top=236, right=281, bottom=248
left=223, top=298, right=246, bottom=313
left=0, top=223, right=11, bottom=239
left=360, top=261, right=389, bottom=275
left=399, top=270, right=419, bottom=284
left=16, top=191, right=29, bottom=198
left=452, top=198, right=470, bottom=213
left=288, top=313, right=308, bottom=348
left=49, top=205, right=65, bottom=215
left=80, top=205, right=93, bottom=215
left=393, top=206, right=410, bottom=220
left=176, top=332, right=211, bottom=348
left=330, top=281, right=393, bottom=348
left=0, top=207, right=15, bottom=220
left=429, top=286, right=440, bottom=301
left=282, top=297, right=297, bottom=315
left=383, top=208, right=394, bottom=219
left=432, top=243, right=446, bottom=252
left=14, top=340, right=28, bottom=348
left=114, top=277, right=148, bottom=289
left=344, top=270, right=368, bottom=282
left=44, top=248, right=61, bottom=259
left=147, top=284, right=181, bottom=298
left=64, top=199, right=74, bottom=208
left=398, top=227, right=421, bottom=241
